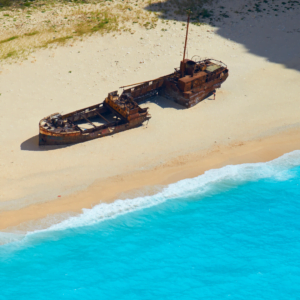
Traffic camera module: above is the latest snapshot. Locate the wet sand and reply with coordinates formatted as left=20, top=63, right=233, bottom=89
left=1, top=127, right=300, bottom=231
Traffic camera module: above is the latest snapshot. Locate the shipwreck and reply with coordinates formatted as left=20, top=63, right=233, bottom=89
left=39, top=14, right=229, bottom=145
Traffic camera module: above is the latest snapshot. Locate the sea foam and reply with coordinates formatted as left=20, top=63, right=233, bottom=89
left=1, top=150, right=299, bottom=245
left=30, top=150, right=300, bottom=234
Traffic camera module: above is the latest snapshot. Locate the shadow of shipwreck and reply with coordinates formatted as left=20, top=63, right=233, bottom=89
left=20, top=135, right=68, bottom=151
left=142, top=96, right=185, bottom=109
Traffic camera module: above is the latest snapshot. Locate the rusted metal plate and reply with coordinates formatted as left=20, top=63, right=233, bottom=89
left=206, top=64, right=222, bottom=73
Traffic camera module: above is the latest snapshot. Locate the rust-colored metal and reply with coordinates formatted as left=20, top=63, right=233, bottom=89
left=39, top=96, right=151, bottom=145
left=181, top=11, right=191, bottom=77
left=39, top=11, right=229, bottom=146
left=183, top=11, right=191, bottom=62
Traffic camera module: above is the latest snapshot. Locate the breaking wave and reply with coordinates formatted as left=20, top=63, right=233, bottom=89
left=33, top=150, right=300, bottom=233
left=1, top=150, right=300, bottom=245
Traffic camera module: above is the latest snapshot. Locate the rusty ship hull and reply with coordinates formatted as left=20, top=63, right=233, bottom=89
left=162, top=65, right=229, bottom=108
left=124, top=58, right=229, bottom=108
left=39, top=114, right=148, bottom=145
left=39, top=96, right=151, bottom=146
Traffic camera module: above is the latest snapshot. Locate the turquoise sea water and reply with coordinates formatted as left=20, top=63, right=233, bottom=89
left=1, top=151, right=300, bottom=299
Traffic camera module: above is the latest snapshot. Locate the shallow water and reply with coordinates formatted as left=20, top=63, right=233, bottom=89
left=1, top=151, right=300, bottom=299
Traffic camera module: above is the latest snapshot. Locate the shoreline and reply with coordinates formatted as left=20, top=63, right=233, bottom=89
left=1, top=126, right=300, bottom=232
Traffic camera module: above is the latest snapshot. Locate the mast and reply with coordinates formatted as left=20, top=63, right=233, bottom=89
left=181, top=10, right=191, bottom=77
left=183, top=10, right=191, bottom=61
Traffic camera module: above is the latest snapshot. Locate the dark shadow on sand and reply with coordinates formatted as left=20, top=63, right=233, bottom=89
left=142, top=96, right=185, bottom=109
left=144, top=0, right=300, bottom=72
left=20, top=135, right=68, bottom=151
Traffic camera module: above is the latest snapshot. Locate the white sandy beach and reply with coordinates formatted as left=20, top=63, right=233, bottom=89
left=0, top=0, right=300, bottom=230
